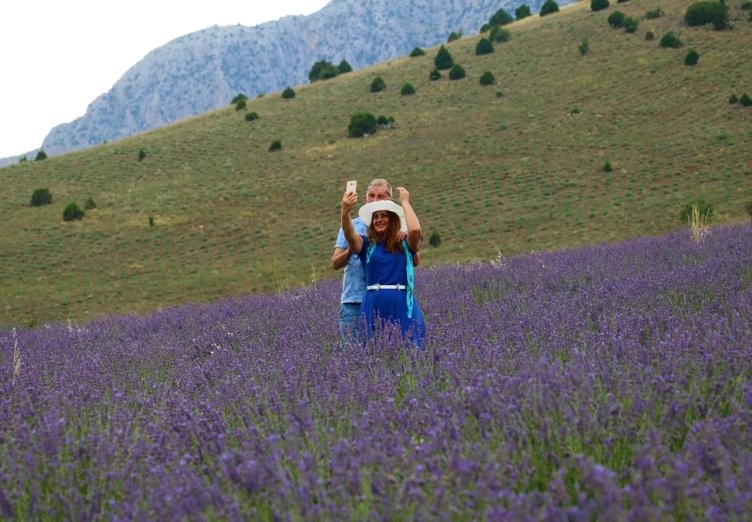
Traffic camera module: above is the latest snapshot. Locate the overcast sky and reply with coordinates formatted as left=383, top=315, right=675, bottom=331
left=0, top=0, right=330, bottom=158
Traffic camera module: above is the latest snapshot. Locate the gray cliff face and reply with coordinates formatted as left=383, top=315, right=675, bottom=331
left=40, top=0, right=554, bottom=156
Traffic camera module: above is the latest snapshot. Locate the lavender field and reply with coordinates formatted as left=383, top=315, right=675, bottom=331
left=2, top=224, right=751, bottom=520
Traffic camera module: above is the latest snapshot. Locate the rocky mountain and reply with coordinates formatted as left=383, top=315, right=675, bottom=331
left=38, top=0, right=557, bottom=158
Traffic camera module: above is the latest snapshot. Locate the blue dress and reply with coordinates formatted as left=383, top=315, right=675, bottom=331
left=357, top=235, right=426, bottom=346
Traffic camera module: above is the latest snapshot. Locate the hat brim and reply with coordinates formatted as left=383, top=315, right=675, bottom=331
left=359, top=200, right=407, bottom=231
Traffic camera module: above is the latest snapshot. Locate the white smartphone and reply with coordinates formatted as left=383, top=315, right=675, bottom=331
left=346, top=180, right=357, bottom=193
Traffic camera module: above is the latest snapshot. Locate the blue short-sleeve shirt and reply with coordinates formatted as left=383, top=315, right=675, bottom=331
left=335, top=217, right=368, bottom=304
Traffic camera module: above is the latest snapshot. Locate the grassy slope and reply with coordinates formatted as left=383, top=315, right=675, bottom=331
left=2, top=0, right=750, bottom=327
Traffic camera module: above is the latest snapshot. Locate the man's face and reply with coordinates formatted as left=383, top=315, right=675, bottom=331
left=365, top=183, right=391, bottom=203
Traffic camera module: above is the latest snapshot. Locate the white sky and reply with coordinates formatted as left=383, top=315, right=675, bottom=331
left=0, top=1, right=330, bottom=158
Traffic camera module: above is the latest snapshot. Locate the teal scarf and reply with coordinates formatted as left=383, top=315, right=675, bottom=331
left=365, top=239, right=415, bottom=319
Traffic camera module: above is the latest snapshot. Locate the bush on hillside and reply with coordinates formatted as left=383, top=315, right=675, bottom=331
left=479, top=71, right=496, bottom=86
left=400, top=82, right=416, bottom=95
left=348, top=112, right=377, bottom=137
left=741, top=93, right=752, bottom=106
left=138, top=148, right=147, bottom=161
left=434, top=45, right=454, bottom=70
left=268, top=140, right=282, bottom=152
left=63, top=202, right=84, bottom=222
left=31, top=188, right=52, bottom=207
left=608, top=10, right=626, bottom=27
left=409, top=47, right=426, bottom=57
left=540, top=0, right=560, bottom=16
left=337, top=60, right=352, bottom=74
left=429, top=69, right=442, bottom=81
left=591, top=0, right=609, bottom=12
left=646, top=8, right=663, bottom=18
left=579, top=38, right=590, bottom=55
left=429, top=232, right=442, bottom=247
left=84, top=196, right=97, bottom=210
left=490, top=25, right=512, bottom=42
left=516, top=5, right=532, bottom=20
left=230, top=93, right=248, bottom=105
left=308, top=60, right=337, bottom=82
left=370, top=76, right=386, bottom=93
left=244, top=112, right=259, bottom=122
left=746, top=202, right=752, bottom=217
left=645, top=30, right=655, bottom=40
left=35, top=150, right=47, bottom=161
left=728, top=93, right=739, bottom=104
left=490, top=8, right=514, bottom=26
left=476, top=38, right=494, bottom=55
left=448, top=64, right=466, bottom=80
left=281, top=87, right=296, bottom=99
left=685, top=1, right=729, bottom=30
left=684, top=48, right=700, bottom=66
left=659, top=31, right=682, bottom=48
left=447, top=31, right=462, bottom=42
left=234, top=98, right=247, bottom=110
left=623, top=16, right=639, bottom=32
left=376, top=115, right=395, bottom=128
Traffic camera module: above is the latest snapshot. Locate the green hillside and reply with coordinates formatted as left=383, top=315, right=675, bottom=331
left=2, top=0, right=750, bottom=327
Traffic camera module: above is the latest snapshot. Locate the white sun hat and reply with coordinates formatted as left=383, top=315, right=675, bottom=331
left=358, top=200, right=407, bottom=231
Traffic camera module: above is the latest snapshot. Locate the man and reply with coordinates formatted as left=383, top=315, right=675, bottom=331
left=332, top=178, right=420, bottom=342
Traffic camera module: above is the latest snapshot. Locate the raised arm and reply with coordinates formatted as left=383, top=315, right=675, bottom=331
left=395, top=187, right=421, bottom=254
left=341, top=191, right=363, bottom=255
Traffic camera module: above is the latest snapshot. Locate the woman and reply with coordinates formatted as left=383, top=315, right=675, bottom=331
left=341, top=186, right=426, bottom=346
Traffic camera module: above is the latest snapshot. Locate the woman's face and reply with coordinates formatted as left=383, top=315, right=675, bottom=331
left=371, top=210, right=392, bottom=234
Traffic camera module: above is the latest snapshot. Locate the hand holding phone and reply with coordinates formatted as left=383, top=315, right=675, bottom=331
left=346, top=180, right=357, bottom=194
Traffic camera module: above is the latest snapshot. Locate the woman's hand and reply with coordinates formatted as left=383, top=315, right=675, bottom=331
left=395, top=186, right=409, bottom=203
left=341, top=190, right=363, bottom=254
left=341, top=190, right=358, bottom=214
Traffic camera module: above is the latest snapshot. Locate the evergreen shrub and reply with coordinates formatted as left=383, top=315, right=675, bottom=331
left=63, top=203, right=85, bottom=222
left=490, top=26, right=511, bottom=42
left=479, top=71, right=496, bottom=86
left=348, top=112, right=377, bottom=137
left=685, top=1, right=729, bottom=30
left=476, top=38, right=494, bottom=55
left=515, top=5, right=532, bottom=19
left=659, top=31, right=682, bottom=48
left=370, top=76, right=386, bottom=93
left=684, top=49, right=700, bottom=66
left=434, top=45, right=454, bottom=70
left=31, top=188, right=52, bottom=207
left=540, top=0, right=560, bottom=16
left=401, top=83, right=415, bottom=95
left=448, top=64, right=466, bottom=80
left=608, top=11, right=626, bottom=27
left=623, top=16, right=639, bottom=32
left=579, top=38, right=590, bottom=56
